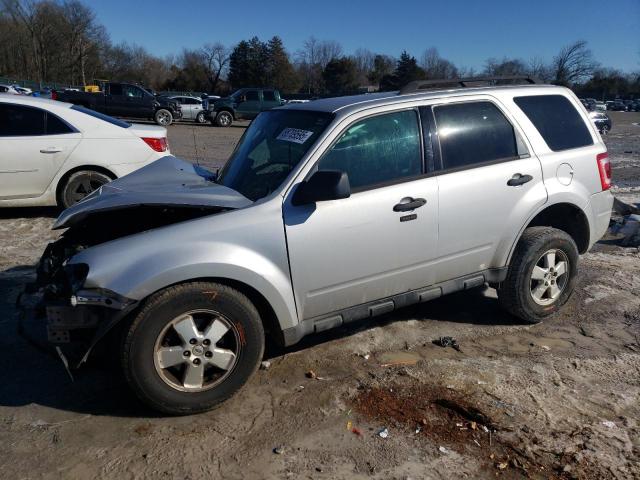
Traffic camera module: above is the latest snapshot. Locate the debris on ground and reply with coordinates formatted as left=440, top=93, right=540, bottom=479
left=377, top=427, right=389, bottom=439
left=496, top=461, right=508, bottom=470
left=273, top=446, right=285, bottom=455
left=438, top=446, right=448, bottom=454
left=602, top=420, right=617, bottom=428
left=260, top=361, right=271, bottom=370
left=351, top=427, right=362, bottom=436
left=305, top=370, right=317, bottom=379
left=432, top=336, right=461, bottom=352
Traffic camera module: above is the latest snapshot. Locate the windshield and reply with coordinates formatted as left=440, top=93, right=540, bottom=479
left=218, top=110, right=333, bottom=201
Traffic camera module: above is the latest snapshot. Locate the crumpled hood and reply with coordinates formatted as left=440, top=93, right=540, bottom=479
left=54, top=156, right=252, bottom=229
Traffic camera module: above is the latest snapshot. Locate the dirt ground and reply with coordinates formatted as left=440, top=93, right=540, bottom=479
left=0, top=113, right=638, bottom=480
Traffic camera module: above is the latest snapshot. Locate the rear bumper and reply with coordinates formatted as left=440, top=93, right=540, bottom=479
left=588, top=190, right=614, bottom=246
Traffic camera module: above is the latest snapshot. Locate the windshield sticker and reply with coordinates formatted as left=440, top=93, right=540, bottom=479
left=277, top=128, right=314, bottom=144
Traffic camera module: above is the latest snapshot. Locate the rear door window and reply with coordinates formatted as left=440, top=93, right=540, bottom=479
left=514, top=95, right=593, bottom=151
left=318, top=110, right=422, bottom=190
left=0, top=104, right=45, bottom=136
left=246, top=90, right=260, bottom=101
left=263, top=91, right=276, bottom=101
left=433, top=101, right=519, bottom=171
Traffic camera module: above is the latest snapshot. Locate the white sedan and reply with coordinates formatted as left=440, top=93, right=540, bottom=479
left=0, top=94, right=169, bottom=208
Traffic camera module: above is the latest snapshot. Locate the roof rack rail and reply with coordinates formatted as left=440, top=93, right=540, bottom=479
left=399, top=76, right=541, bottom=95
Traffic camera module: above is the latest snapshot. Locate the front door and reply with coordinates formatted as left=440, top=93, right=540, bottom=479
left=427, top=99, right=547, bottom=282
left=235, top=90, right=261, bottom=120
left=284, top=109, right=439, bottom=320
left=0, top=103, right=80, bottom=198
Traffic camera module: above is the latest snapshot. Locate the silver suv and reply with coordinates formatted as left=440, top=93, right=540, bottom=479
left=26, top=78, right=613, bottom=414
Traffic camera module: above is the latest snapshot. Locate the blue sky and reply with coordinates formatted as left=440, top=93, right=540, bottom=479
left=84, top=0, right=639, bottom=72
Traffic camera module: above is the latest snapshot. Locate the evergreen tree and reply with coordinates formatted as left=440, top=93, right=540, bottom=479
left=380, top=51, right=425, bottom=91
left=323, top=57, right=358, bottom=94
left=266, top=36, right=300, bottom=93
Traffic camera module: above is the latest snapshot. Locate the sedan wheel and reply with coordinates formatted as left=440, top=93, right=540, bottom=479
left=60, top=170, right=112, bottom=209
left=196, top=112, right=206, bottom=124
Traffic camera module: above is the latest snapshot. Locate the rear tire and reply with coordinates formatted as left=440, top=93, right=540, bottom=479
left=498, top=227, right=579, bottom=324
left=155, top=109, right=173, bottom=126
left=121, top=282, right=265, bottom=415
left=59, top=170, right=112, bottom=209
left=215, top=111, right=233, bottom=127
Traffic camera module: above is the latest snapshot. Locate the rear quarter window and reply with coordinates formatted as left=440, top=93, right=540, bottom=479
left=514, top=95, right=593, bottom=151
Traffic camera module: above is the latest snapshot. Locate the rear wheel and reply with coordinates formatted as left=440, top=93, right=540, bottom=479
left=196, top=111, right=206, bottom=124
left=59, top=170, right=112, bottom=209
left=155, top=109, right=173, bottom=126
left=498, top=227, right=578, bottom=324
left=121, top=282, right=265, bottom=415
left=215, top=111, right=233, bottom=127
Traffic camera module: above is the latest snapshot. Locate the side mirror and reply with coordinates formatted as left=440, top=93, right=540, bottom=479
left=292, top=170, right=350, bottom=206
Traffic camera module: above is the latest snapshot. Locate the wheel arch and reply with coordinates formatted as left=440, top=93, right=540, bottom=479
left=55, top=165, right=117, bottom=207
left=507, top=202, right=591, bottom=266
left=216, top=108, right=235, bottom=119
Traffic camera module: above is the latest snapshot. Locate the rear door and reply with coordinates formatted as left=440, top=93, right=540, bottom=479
left=104, top=83, right=128, bottom=116
left=0, top=103, right=81, bottom=198
left=235, top=90, right=262, bottom=120
left=427, top=98, right=547, bottom=282
left=284, top=108, right=439, bottom=320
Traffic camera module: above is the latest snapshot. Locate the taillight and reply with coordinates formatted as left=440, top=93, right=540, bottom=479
left=51, top=90, right=57, bottom=100
left=141, top=137, right=168, bottom=152
left=596, top=152, right=611, bottom=191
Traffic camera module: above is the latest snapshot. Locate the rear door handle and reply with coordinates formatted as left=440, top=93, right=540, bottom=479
left=507, top=173, right=533, bottom=187
left=393, top=197, right=427, bottom=212
left=40, top=147, right=63, bottom=154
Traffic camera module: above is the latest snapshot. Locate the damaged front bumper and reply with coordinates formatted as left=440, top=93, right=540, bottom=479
left=18, top=241, right=137, bottom=369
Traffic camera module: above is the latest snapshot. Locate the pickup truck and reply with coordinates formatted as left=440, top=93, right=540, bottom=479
left=53, top=82, right=182, bottom=126
left=207, top=88, right=285, bottom=127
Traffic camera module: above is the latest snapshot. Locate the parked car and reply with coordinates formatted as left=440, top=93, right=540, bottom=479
left=11, top=84, right=32, bottom=95
left=588, top=111, right=612, bottom=134
left=53, top=82, right=182, bottom=126
left=580, top=98, right=596, bottom=111
left=605, top=101, right=614, bottom=111
left=609, top=100, right=627, bottom=111
left=169, top=96, right=207, bottom=123
left=629, top=100, right=640, bottom=112
left=206, top=88, right=285, bottom=127
left=0, top=94, right=169, bottom=208
left=594, top=101, right=606, bottom=111
left=0, top=84, right=21, bottom=94
left=24, top=81, right=612, bottom=414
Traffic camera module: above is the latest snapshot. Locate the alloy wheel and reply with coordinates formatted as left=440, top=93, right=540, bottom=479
left=153, top=309, right=240, bottom=392
left=529, top=249, right=569, bottom=306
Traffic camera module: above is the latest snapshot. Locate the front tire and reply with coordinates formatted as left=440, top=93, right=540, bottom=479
left=215, top=111, right=233, bottom=127
left=155, top=109, right=173, bottom=126
left=498, top=227, right=579, bottom=324
left=196, top=111, right=206, bottom=124
left=59, top=170, right=112, bottom=209
left=121, top=282, right=265, bottom=415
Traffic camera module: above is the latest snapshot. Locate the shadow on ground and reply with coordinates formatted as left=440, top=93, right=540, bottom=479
left=0, top=264, right=527, bottom=418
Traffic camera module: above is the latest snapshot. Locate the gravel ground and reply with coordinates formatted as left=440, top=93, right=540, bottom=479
left=0, top=112, right=638, bottom=480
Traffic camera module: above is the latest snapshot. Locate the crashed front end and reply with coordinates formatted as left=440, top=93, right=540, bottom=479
left=20, top=228, right=138, bottom=368
left=18, top=156, right=252, bottom=368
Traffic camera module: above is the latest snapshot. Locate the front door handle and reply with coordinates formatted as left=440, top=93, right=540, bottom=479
left=393, top=197, right=427, bottom=212
left=507, top=173, right=533, bottom=187
left=40, top=147, right=63, bottom=154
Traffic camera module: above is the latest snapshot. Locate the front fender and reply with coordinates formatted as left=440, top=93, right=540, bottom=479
left=69, top=204, right=299, bottom=331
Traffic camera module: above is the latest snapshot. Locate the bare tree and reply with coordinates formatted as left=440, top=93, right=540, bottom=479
left=201, top=42, right=229, bottom=93
left=296, top=36, right=342, bottom=94
left=483, top=56, right=527, bottom=77
left=527, top=56, right=552, bottom=82
left=552, top=40, right=598, bottom=86
left=420, top=47, right=458, bottom=79
left=352, top=48, right=374, bottom=84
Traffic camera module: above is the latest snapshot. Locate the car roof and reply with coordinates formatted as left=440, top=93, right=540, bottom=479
left=280, top=84, right=565, bottom=116
left=0, top=93, right=72, bottom=108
